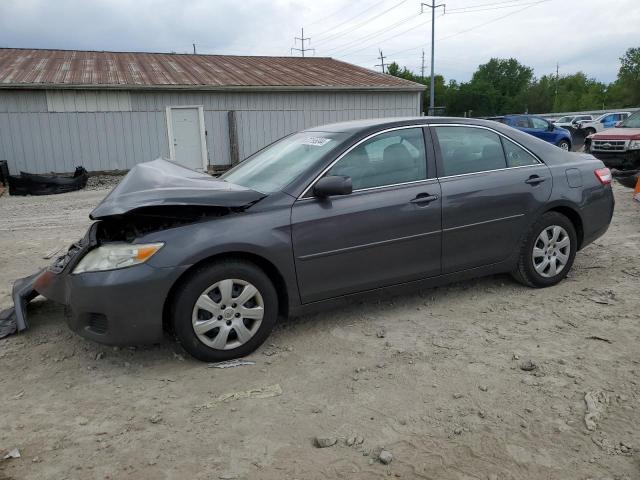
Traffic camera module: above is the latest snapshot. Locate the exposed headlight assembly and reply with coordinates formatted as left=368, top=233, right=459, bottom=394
left=72, top=242, right=164, bottom=274
left=628, top=140, right=640, bottom=150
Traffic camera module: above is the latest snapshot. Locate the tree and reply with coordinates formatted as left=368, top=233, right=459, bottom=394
left=610, top=47, right=640, bottom=107
left=386, top=50, right=639, bottom=116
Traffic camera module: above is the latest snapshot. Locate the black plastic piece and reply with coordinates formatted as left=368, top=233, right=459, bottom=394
left=313, top=175, right=353, bottom=197
left=8, top=166, right=88, bottom=196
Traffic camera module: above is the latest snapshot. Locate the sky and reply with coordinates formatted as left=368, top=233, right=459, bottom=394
left=0, top=0, right=638, bottom=84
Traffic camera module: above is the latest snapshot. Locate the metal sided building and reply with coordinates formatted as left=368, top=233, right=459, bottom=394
left=0, top=48, right=424, bottom=174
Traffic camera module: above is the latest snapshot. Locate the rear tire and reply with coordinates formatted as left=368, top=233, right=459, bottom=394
left=512, top=212, right=577, bottom=288
left=557, top=139, right=571, bottom=151
left=171, top=259, right=278, bottom=362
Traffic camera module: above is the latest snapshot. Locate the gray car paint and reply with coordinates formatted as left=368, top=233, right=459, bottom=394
left=19, top=117, right=613, bottom=346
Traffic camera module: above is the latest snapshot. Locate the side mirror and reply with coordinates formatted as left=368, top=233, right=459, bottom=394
left=614, top=121, right=623, bottom=128
left=314, top=175, right=352, bottom=197
left=547, top=122, right=555, bottom=131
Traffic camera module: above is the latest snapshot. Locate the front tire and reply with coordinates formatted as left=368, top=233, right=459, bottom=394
left=171, top=259, right=278, bottom=362
left=512, top=212, right=577, bottom=288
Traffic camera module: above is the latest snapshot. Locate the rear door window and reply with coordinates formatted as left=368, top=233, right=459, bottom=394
left=433, top=126, right=507, bottom=176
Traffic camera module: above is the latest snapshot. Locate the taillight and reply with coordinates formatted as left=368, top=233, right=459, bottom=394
left=594, top=167, right=612, bottom=185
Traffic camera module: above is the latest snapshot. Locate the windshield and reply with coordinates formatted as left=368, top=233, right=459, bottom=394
left=556, top=116, right=572, bottom=123
left=620, top=111, right=640, bottom=128
left=221, top=132, right=348, bottom=194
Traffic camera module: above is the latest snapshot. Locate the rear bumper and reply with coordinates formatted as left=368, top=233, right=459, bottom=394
left=27, top=263, right=189, bottom=345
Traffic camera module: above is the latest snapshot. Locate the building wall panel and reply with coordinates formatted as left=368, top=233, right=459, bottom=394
left=0, top=89, right=420, bottom=174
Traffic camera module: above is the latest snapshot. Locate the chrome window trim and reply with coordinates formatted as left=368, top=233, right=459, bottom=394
left=436, top=163, right=546, bottom=180
left=297, top=122, right=545, bottom=200
left=297, top=124, right=429, bottom=199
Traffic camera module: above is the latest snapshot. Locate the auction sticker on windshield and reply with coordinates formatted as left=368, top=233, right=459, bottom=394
left=301, top=137, right=332, bottom=147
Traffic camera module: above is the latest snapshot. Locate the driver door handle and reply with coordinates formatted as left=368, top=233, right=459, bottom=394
left=410, top=193, right=439, bottom=205
left=524, top=175, right=547, bottom=185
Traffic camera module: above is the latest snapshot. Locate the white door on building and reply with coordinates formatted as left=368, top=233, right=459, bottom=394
left=167, top=106, right=207, bottom=171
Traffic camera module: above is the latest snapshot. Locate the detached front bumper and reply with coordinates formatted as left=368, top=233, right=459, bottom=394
left=13, top=226, right=190, bottom=345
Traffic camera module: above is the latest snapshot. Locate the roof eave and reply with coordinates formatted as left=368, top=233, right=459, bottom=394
left=0, top=83, right=425, bottom=92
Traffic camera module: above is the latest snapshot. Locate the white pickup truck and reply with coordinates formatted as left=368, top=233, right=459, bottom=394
left=576, top=112, right=631, bottom=136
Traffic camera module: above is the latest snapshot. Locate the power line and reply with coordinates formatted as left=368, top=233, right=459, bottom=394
left=334, top=13, right=443, bottom=58
left=311, top=0, right=388, bottom=40
left=290, top=28, right=315, bottom=57
left=384, top=0, right=549, bottom=58
left=445, top=0, right=544, bottom=14
left=323, top=12, right=420, bottom=55
left=314, top=0, right=410, bottom=45
left=446, top=0, right=527, bottom=12
left=303, top=2, right=363, bottom=27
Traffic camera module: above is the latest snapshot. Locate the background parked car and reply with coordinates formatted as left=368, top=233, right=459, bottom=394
left=553, top=114, right=593, bottom=129
left=584, top=110, right=640, bottom=170
left=489, top=115, right=572, bottom=150
left=576, top=112, right=631, bottom=135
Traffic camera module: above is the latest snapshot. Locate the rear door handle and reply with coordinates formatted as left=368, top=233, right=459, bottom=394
left=410, top=193, right=439, bottom=205
left=525, top=175, right=547, bottom=185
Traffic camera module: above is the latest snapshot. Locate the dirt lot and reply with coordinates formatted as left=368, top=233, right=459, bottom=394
left=0, top=183, right=639, bottom=480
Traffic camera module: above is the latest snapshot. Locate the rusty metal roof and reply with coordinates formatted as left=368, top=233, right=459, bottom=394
left=0, top=48, right=424, bottom=91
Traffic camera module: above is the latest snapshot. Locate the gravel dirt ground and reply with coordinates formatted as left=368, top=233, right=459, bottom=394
left=0, top=182, right=639, bottom=480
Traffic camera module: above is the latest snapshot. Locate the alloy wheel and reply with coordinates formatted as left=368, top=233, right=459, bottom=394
left=191, top=279, right=264, bottom=350
left=532, top=225, right=570, bottom=278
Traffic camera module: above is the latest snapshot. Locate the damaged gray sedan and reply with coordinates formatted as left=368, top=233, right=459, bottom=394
left=13, top=117, right=614, bottom=361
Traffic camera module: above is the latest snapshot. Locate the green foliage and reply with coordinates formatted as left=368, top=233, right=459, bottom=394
left=387, top=48, right=639, bottom=116
left=609, top=47, right=640, bottom=107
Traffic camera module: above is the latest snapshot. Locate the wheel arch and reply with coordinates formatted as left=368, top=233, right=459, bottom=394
left=543, top=204, right=584, bottom=249
left=162, top=251, right=290, bottom=334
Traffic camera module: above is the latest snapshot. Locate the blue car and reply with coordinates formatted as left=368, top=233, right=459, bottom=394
left=489, top=115, right=572, bottom=151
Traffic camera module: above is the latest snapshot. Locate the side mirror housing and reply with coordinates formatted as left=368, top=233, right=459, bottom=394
left=614, top=121, right=623, bottom=128
left=547, top=122, right=555, bottom=131
left=314, top=175, right=353, bottom=197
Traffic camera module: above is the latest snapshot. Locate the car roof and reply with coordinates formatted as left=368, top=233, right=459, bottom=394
left=303, top=116, right=507, bottom=134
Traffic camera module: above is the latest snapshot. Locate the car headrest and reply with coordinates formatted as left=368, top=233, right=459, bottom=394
left=382, top=143, right=413, bottom=171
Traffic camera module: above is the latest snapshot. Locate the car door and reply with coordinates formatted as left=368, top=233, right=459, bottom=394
left=430, top=125, right=552, bottom=273
left=529, top=116, right=556, bottom=143
left=291, top=126, right=442, bottom=304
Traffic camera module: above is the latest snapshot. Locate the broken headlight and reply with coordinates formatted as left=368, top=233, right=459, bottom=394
left=72, top=242, right=164, bottom=274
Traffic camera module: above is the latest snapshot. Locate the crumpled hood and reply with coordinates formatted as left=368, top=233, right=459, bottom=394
left=90, top=158, right=265, bottom=220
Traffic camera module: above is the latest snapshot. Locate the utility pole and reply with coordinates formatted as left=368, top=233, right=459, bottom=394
left=193, top=43, right=197, bottom=54
left=421, top=49, right=425, bottom=80
left=375, top=49, right=387, bottom=74
left=554, top=62, right=559, bottom=107
left=291, top=28, right=314, bottom=57
left=421, top=1, right=446, bottom=115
